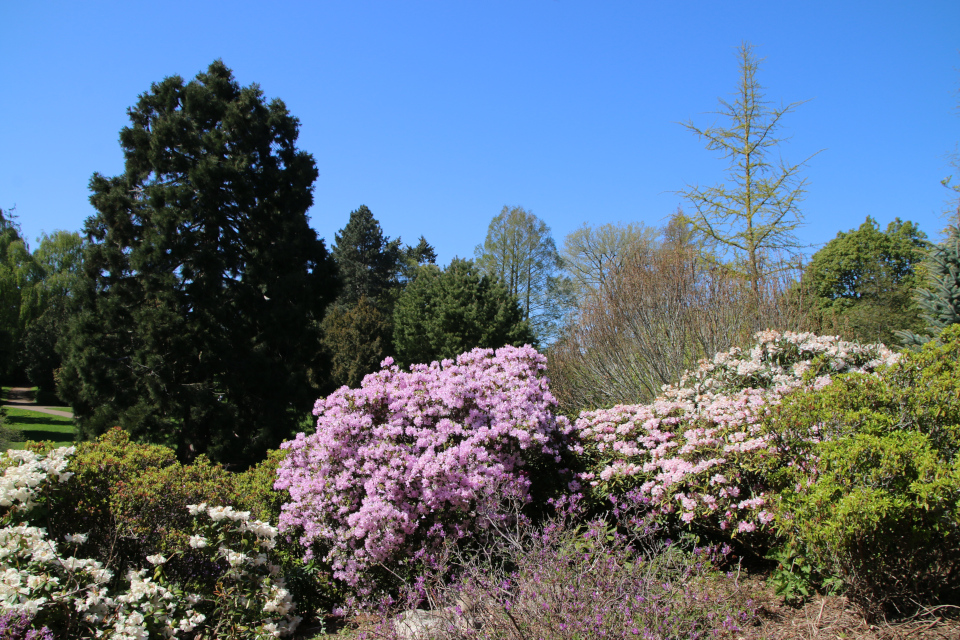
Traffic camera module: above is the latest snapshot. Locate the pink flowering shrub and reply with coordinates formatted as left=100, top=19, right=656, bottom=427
left=275, top=345, right=572, bottom=589
left=571, top=331, right=899, bottom=540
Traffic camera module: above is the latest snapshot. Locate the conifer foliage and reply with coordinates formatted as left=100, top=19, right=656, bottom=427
left=393, top=258, right=534, bottom=367
left=58, top=61, right=338, bottom=466
left=330, top=205, right=403, bottom=305
left=322, top=206, right=438, bottom=388
left=899, top=225, right=960, bottom=345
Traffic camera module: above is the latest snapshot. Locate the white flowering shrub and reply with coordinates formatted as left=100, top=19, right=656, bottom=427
left=0, top=447, right=301, bottom=639
left=570, top=331, right=899, bottom=540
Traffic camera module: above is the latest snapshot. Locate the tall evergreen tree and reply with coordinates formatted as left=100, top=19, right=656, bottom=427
left=331, top=205, right=403, bottom=305
left=323, top=211, right=438, bottom=388
left=58, top=61, right=338, bottom=466
left=392, top=258, right=534, bottom=367
left=324, top=207, right=399, bottom=389
left=898, top=225, right=960, bottom=346
left=400, top=235, right=437, bottom=283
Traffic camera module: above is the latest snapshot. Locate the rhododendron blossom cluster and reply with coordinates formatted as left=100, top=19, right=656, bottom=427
left=276, top=345, right=571, bottom=587
left=572, top=331, right=899, bottom=535
left=0, top=448, right=300, bottom=639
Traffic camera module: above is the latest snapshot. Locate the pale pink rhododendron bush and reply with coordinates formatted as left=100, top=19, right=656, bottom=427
left=571, top=330, right=899, bottom=536
left=275, top=345, right=572, bottom=588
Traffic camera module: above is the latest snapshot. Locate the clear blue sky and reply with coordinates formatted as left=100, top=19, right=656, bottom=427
left=3, top=1, right=959, bottom=266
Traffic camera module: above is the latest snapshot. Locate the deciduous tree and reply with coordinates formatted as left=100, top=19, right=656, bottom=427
left=19, top=230, right=85, bottom=392
left=0, top=208, right=41, bottom=382
left=548, top=239, right=785, bottom=412
left=803, top=217, right=926, bottom=345
left=475, top=206, right=567, bottom=343
left=561, top=220, right=659, bottom=300
left=678, top=42, right=817, bottom=299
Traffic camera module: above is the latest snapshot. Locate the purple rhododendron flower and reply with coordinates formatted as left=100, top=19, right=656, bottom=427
left=275, top=345, right=570, bottom=587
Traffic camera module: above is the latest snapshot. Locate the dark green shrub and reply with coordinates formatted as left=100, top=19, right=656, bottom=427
left=41, top=428, right=236, bottom=590
left=768, top=326, right=960, bottom=616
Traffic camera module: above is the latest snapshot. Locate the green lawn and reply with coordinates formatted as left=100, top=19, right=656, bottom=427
left=3, top=407, right=76, bottom=449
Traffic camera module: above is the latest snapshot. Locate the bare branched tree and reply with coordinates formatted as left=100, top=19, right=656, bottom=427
left=561, top=221, right=659, bottom=301
left=678, top=42, right=819, bottom=301
left=548, top=238, right=807, bottom=414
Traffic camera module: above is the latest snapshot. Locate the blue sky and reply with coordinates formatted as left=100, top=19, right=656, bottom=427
left=2, top=1, right=959, bottom=266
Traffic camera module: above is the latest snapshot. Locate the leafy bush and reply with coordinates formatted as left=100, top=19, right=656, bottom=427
left=34, top=428, right=237, bottom=590
left=276, top=345, right=572, bottom=591
left=570, top=331, right=897, bottom=547
left=0, top=446, right=301, bottom=638
left=234, top=449, right=343, bottom=619
left=769, top=325, right=960, bottom=616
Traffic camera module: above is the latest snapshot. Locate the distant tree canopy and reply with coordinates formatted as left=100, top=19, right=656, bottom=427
left=0, top=208, right=41, bottom=382
left=475, top=206, right=568, bottom=343
left=561, top=221, right=659, bottom=300
left=19, top=230, right=85, bottom=392
left=392, top=258, right=534, bottom=368
left=803, top=217, right=926, bottom=345
left=57, top=60, right=338, bottom=467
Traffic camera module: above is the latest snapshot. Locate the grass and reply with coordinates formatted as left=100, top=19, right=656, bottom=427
left=3, top=407, right=76, bottom=449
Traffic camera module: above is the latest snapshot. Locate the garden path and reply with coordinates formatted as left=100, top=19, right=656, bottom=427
left=3, top=387, right=73, bottom=418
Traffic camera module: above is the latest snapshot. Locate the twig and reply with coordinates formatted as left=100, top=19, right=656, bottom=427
left=815, top=597, right=827, bottom=625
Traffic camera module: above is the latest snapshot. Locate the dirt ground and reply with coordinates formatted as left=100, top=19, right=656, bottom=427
left=738, top=577, right=960, bottom=640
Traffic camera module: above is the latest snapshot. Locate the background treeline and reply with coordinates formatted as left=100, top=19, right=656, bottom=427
left=3, top=52, right=959, bottom=471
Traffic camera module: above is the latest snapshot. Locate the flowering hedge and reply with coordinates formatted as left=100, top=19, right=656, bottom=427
left=570, top=331, right=899, bottom=538
left=0, top=447, right=301, bottom=639
left=276, top=345, right=572, bottom=589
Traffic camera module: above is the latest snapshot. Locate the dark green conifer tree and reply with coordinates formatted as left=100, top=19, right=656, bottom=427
left=392, top=258, right=535, bottom=367
left=331, top=205, right=403, bottom=305
left=400, top=235, right=437, bottom=282
left=321, top=297, right=392, bottom=389
left=323, top=210, right=438, bottom=387
left=58, top=61, right=338, bottom=466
